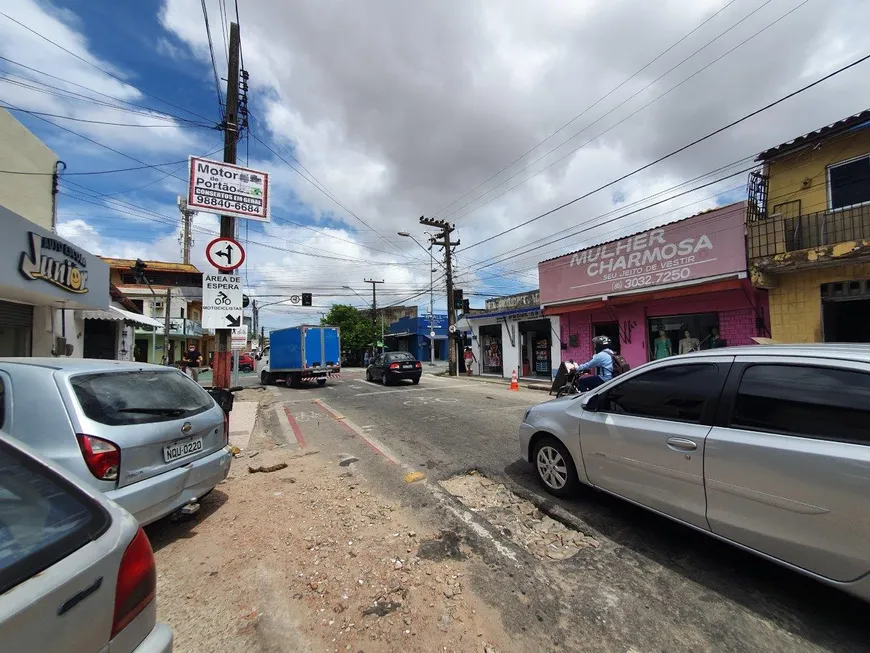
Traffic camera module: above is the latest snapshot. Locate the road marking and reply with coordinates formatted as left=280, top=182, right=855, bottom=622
left=353, top=384, right=468, bottom=397
left=403, top=396, right=459, bottom=406
left=314, top=399, right=399, bottom=464
left=282, top=406, right=308, bottom=449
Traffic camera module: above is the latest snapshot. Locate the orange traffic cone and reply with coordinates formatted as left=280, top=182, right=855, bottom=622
left=509, top=369, right=519, bottom=391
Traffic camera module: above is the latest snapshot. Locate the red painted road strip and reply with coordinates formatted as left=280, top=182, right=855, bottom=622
left=316, top=401, right=397, bottom=465
left=282, top=406, right=308, bottom=449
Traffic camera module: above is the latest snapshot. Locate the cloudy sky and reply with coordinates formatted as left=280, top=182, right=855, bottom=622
left=2, top=0, right=869, bottom=326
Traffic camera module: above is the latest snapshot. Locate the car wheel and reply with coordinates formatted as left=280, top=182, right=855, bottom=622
left=366, top=370, right=373, bottom=382
left=532, top=437, right=579, bottom=498
left=412, top=377, right=420, bottom=385
left=382, top=372, right=390, bottom=386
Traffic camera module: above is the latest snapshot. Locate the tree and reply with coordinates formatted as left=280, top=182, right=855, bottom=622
left=321, top=304, right=376, bottom=352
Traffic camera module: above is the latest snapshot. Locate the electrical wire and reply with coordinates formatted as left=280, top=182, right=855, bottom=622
left=0, top=10, right=214, bottom=123
left=429, top=0, right=742, bottom=219
left=200, top=0, right=226, bottom=120
left=0, top=104, right=217, bottom=129
left=460, top=49, right=870, bottom=252
left=443, top=0, right=812, bottom=224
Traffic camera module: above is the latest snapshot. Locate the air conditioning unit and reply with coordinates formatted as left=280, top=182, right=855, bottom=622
left=154, top=301, right=164, bottom=309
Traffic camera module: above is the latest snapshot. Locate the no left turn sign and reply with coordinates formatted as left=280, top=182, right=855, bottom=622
left=205, top=237, right=246, bottom=271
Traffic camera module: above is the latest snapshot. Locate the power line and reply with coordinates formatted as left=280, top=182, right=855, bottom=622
left=0, top=10, right=214, bottom=123
left=443, top=0, right=810, bottom=224
left=461, top=49, right=870, bottom=252
left=428, top=0, right=741, bottom=219
left=200, top=0, right=226, bottom=119
left=0, top=104, right=217, bottom=129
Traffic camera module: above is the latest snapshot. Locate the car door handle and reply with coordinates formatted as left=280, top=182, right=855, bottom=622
left=666, top=437, right=697, bottom=452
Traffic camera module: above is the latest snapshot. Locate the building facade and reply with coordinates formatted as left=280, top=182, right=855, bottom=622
left=539, top=202, right=769, bottom=369
left=103, top=258, right=209, bottom=364
left=385, top=314, right=449, bottom=362
left=464, top=290, right=562, bottom=380
left=747, top=110, right=870, bottom=343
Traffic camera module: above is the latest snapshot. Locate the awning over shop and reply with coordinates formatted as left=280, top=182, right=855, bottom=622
left=386, top=331, right=414, bottom=338
left=463, top=306, right=542, bottom=321
left=78, top=306, right=163, bottom=328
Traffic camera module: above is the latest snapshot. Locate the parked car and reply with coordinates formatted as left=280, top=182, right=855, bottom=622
left=0, top=358, right=233, bottom=525
left=238, top=353, right=255, bottom=372
left=519, top=344, right=870, bottom=601
left=366, top=352, right=422, bottom=385
left=0, top=433, right=173, bottom=652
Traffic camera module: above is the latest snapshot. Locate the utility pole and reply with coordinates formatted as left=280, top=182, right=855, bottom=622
left=213, top=21, right=240, bottom=390
left=364, top=279, right=384, bottom=354
left=177, top=196, right=195, bottom=264
left=420, top=216, right=459, bottom=376
left=162, top=288, right=172, bottom=365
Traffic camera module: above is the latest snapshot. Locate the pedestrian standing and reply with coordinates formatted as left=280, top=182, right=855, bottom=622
left=364, top=350, right=370, bottom=368
left=464, top=347, right=474, bottom=376
left=182, top=343, right=202, bottom=382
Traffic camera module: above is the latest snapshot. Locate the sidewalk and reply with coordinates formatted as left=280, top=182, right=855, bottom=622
left=426, top=370, right=553, bottom=393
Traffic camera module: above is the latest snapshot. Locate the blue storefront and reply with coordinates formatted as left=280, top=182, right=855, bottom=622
left=386, top=315, right=449, bottom=362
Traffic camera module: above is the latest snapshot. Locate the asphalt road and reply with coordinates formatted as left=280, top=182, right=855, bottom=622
left=268, top=368, right=869, bottom=653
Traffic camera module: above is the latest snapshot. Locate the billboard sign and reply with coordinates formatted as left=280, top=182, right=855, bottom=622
left=539, top=203, right=747, bottom=305
left=188, top=157, right=270, bottom=222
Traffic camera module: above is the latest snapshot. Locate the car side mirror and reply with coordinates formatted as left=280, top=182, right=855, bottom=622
left=582, top=394, right=600, bottom=412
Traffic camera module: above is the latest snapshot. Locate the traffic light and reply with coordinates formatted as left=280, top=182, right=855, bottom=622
left=462, top=299, right=470, bottom=313
left=301, top=293, right=312, bottom=307
left=453, top=288, right=463, bottom=310
left=242, top=294, right=250, bottom=308
left=130, top=258, right=147, bottom=283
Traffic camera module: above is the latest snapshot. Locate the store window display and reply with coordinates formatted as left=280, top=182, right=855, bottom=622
left=653, top=330, right=672, bottom=359
left=679, top=330, right=700, bottom=355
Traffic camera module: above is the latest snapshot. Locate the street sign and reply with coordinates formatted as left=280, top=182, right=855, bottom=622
left=448, top=325, right=457, bottom=333
left=251, top=339, right=259, bottom=350
left=231, top=329, right=247, bottom=350
left=188, top=156, right=270, bottom=222
left=205, top=237, right=246, bottom=271
left=202, top=273, right=243, bottom=329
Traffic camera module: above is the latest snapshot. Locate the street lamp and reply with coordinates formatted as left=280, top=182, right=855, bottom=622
left=398, top=231, right=438, bottom=367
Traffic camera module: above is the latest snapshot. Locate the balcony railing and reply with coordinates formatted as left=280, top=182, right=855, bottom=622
left=748, top=203, right=870, bottom=260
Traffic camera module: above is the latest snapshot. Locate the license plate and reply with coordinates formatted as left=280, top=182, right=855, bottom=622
left=164, top=438, right=203, bottom=463
left=402, top=364, right=413, bottom=369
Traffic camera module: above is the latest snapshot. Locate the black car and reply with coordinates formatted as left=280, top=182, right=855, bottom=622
left=366, top=352, right=422, bottom=385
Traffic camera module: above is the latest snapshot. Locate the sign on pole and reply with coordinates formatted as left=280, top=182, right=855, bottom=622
left=205, top=237, right=246, bottom=271
left=231, top=329, right=247, bottom=350
left=251, top=338, right=259, bottom=350
left=202, top=273, right=243, bottom=329
left=188, top=156, right=270, bottom=222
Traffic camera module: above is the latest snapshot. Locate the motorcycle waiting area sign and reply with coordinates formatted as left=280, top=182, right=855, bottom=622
left=202, top=273, right=243, bottom=329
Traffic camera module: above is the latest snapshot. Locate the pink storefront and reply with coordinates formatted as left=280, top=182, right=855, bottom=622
left=539, top=202, right=769, bottom=368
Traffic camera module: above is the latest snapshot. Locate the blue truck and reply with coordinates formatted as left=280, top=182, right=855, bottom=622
left=255, top=325, right=341, bottom=388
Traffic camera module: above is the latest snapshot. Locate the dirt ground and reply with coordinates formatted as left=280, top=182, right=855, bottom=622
left=145, top=398, right=521, bottom=653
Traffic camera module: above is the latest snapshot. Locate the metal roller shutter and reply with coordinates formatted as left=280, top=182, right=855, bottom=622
left=0, top=300, right=34, bottom=328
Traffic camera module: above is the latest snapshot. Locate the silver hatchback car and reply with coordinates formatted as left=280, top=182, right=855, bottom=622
left=0, top=358, right=233, bottom=525
left=519, top=344, right=870, bottom=601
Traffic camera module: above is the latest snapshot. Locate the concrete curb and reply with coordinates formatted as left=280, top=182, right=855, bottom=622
left=426, top=373, right=552, bottom=394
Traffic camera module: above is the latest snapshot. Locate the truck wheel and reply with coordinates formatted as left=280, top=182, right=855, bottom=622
left=260, top=371, right=273, bottom=386
left=316, top=378, right=326, bottom=386
left=532, top=437, right=579, bottom=498
left=289, top=373, right=302, bottom=389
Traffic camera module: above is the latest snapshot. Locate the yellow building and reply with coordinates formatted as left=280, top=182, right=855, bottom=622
left=747, top=109, right=870, bottom=342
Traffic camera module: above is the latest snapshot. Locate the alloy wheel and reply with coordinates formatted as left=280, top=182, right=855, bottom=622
left=536, top=445, right=568, bottom=490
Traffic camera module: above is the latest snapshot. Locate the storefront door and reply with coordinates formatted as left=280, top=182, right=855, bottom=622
left=593, top=323, right=620, bottom=353
left=822, top=282, right=870, bottom=342
left=0, top=300, right=32, bottom=356
left=479, top=324, right=503, bottom=376
left=83, top=319, right=117, bottom=359
left=519, top=319, right=551, bottom=378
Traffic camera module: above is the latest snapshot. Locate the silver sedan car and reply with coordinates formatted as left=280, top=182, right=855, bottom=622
left=0, top=359, right=233, bottom=525
left=0, top=433, right=172, bottom=652
left=519, top=344, right=870, bottom=602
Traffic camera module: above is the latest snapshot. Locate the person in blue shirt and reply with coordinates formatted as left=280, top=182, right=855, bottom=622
left=575, top=335, right=615, bottom=392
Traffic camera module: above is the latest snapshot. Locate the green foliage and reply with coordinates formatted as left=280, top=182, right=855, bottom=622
left=321, top=304, right=377, bottom=350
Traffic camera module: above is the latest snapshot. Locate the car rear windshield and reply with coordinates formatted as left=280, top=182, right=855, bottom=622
left=0, top=439, right=110, bottom=594
left=70, top=370, right=215, bottom=426
left=387, top=353, right=415, bottom=362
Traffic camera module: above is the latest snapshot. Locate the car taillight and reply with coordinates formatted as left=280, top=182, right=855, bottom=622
left=76, top=434, right=120, bottom=482
left=415, top=362, right=422, bottom=369
left=222, top=411, right=230, bottom=446
left=389, top=363, right=400, bottom=370
left=112, top=527, right=156, bottom=638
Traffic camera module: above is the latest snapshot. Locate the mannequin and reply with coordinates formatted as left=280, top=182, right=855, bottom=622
left=653, top=329, right=672, bottom=359
left=709, top=327, right=727, bottom=349
left=679, top=329, right=700, bottom=355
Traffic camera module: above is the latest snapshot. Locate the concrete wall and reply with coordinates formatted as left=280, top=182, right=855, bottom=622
left=31, top=307, right=84, bottom=358
left=0, top=110, right=58, bottom=230
left=767, top=262, right=870, bottom=342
